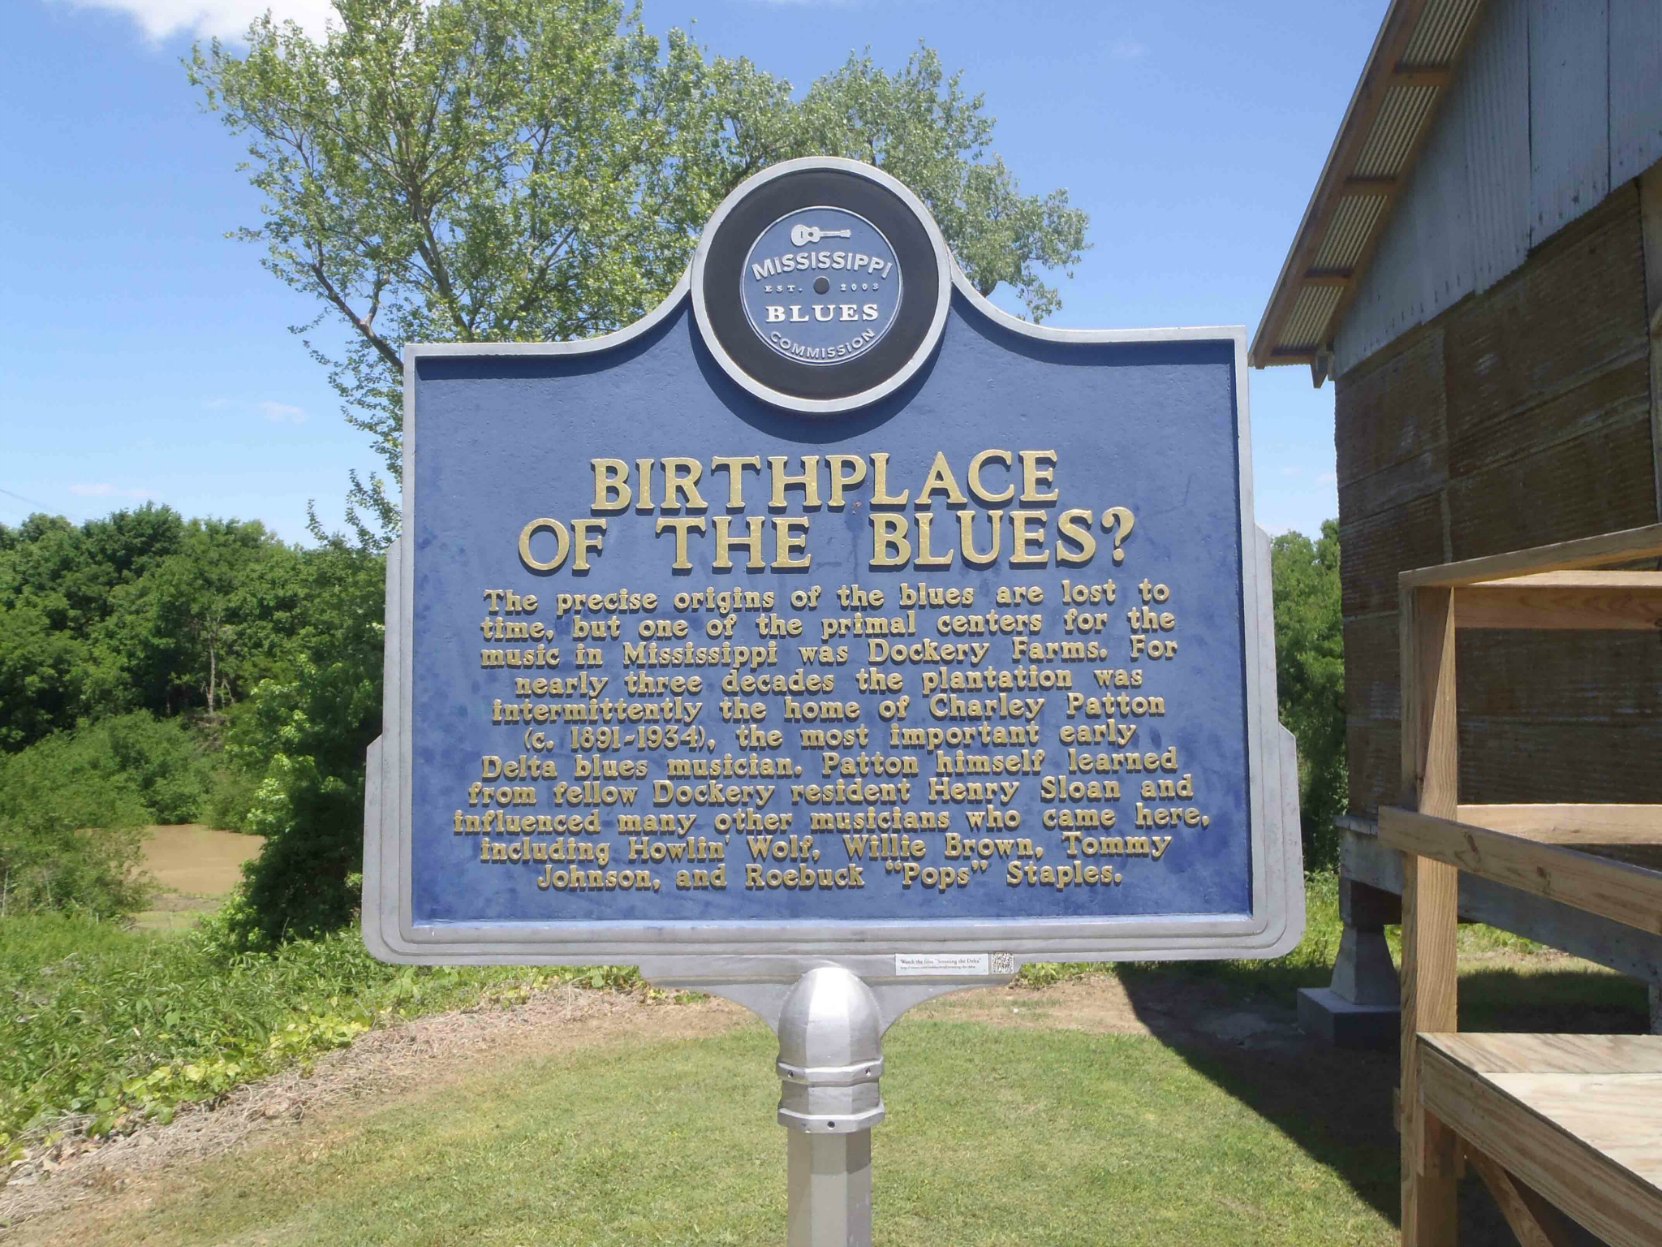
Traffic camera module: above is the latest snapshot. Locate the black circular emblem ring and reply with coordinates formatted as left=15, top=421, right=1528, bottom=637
left=691, top=160, right=952, bottom=414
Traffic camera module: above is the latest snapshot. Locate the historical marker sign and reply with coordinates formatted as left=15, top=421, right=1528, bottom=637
left=363, top=159, right=1302, bottom=971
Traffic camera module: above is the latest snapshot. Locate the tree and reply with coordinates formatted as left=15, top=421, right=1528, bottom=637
left=790, top=50, right=1086, bottom=320
left=221, top=541, right=385, bottom=945
left=191, top=0, right=1089, bottom=542
left=0, top=604, right=91, bottom=751
left=101, top=520, right=292, bottom=721
left=0, top=508, right=319, bottom=744
left=0, top=507, right=187, bottom=632
left=0, top=506, right=193, bottom=745
left=0, top=506, right=386, bottom=928
left=1270, top=521, right=1347, bottom=870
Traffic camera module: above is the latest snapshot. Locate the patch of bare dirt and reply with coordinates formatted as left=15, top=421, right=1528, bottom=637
left=915, top=973, right=1152, bottom=1033
left=0, top=985, right=749, bottom=1232
left=914, top=972, right=1306, bottom=1051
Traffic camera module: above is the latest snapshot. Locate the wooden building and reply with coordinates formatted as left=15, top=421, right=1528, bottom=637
left=1253, top=0, right=1662, bottom=1041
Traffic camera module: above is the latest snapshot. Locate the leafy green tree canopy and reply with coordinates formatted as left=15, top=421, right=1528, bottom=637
left=1270, top=521, right=1346, bottom=870
left=0, top=504, right=383, bottom=931
left=0, top=507, right=304, bottom=744
left=223, top=541, right=386, bottom=945
left=191, top=0, right=1089, bottom=539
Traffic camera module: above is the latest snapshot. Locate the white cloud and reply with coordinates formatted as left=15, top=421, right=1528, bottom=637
left=202, top=396, right=308, bottom=424
left=1109, top=39, right=1148, bottom=61
left=257, top=400, right=308, bottom=424
left=70, top=483, right=156, bottom=499
left=57, top=0, right=341, bottom=42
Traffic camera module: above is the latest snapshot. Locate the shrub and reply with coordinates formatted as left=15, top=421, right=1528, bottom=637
left=0, top=734, right=149, bottom=917
left=79, top=711, right=217, bottom=824
left=0, top=910, right=568, bottom=1146
left=219, top=544, right=384, bottom=946
left=202, top=759, right=261, bottom=832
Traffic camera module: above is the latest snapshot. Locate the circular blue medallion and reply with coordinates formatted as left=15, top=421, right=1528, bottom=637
left=739, top=206, right=904, bottom=367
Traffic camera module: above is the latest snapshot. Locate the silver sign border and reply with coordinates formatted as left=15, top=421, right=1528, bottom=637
left=365, top=188, right=1303, bottom=972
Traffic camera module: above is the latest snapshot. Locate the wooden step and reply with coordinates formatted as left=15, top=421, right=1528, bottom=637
left=1418, top=1033, right=1662, bottom=1247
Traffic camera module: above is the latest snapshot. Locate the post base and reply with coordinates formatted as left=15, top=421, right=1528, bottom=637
left=1297, top=986, right=1400, bottom=1050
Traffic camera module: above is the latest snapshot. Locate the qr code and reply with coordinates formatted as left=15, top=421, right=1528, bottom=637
left=990, top=952, right=1017, bottom=975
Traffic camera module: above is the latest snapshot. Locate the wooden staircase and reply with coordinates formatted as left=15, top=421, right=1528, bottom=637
left=1388, top=523, right=1662, bottom=1246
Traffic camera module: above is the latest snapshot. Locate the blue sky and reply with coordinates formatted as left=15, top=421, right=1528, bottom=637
left=1, top=0, right=1379, bottom=543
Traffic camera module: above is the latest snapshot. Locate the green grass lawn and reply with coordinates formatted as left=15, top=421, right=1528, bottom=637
left=17, top=1015, right=1401, bottom=1247
left=5, top=875, right=1649, bottom=1245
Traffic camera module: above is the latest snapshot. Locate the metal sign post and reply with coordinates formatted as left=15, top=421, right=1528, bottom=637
left=775, top=969, right=884, bottom=1247
left=364, top=158, right=1302, bottom=1242
left=639, top=960, right=1010, bottom=1247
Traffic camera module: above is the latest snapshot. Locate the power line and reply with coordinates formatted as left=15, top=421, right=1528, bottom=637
left=0, top=486, right=76, bottom=520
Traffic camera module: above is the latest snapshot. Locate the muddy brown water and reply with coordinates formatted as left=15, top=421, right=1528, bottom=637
left=135, top=826, right=262, bottom=928
left=140, top=824, right=262, bottom=895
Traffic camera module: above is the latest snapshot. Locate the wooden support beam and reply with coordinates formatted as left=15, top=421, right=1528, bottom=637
left=1456, top=804, right=1662, bottom=845
left=1380, top=808, right=1662, bottom=936
left=1400, top=524, right=1662, bottom=588
left=1392, top=62, right=1454, bottom=87
left=1402, top=877, right=1460, bottom=1246
left=1399, top=584, right=1460, bottom=1246
left=1344, top=174, right=1399, bottom=192
left=1465, top=1146, right=1577, bottom=1247
left=1454, top=571, right=1662, bottom=630
left=1303, top=267, right=1356, bottom=286
left=1513, top=1180, right=1589, bottom=1247
left=1400, top=587, right=1460, bottom=814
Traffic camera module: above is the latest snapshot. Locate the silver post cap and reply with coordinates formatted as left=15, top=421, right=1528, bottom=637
left=775, top=967, right=885, bottom=1134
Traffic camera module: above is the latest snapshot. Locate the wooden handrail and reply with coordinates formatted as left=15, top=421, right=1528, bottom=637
left=1455, top=571, right=1662, bottom=631
left=1457, top=803, right=1662, bottom=845
left=1399, top=523, right=1662, bottom=589
left=1381, top=807, right=1662, bottom=936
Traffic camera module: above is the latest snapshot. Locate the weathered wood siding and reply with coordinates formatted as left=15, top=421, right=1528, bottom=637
left=1335, top=186, right=1662, bottom=816
left=1335, top=0, right=1662, bottom=376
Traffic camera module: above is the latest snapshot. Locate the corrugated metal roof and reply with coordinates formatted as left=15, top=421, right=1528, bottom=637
left=1332, top=0, right=1661, bottom=374
left=1403, top=0, right=1482, bottom=62
left=1312, top=194, right=1388, bottom=270
left=1354, top=85, right=1440, bottom=177
left=1281, top=286, right=1345, bottom=352
left=1251, top=0, right=1490, bottom=376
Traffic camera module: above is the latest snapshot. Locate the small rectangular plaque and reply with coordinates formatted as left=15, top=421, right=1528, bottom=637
left=895, top=953, right=991, bottom=977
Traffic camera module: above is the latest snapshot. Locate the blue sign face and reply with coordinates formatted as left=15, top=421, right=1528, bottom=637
left=402, top=308, right=1260, bottom=932
left=740, top=207, right=903, bottom=367
left=366, top=160, right=1302, bottom=968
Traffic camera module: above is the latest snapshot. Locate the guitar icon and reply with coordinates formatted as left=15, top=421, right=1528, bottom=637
left=790, top=223, right=854, bottom=246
